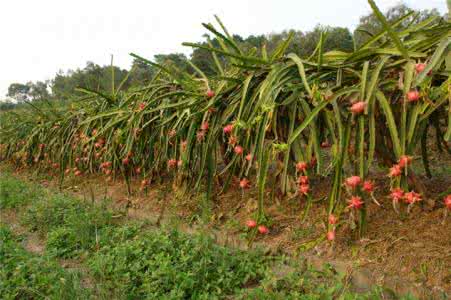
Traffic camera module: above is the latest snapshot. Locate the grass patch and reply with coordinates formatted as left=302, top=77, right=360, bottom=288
left=235, top=261, right=416, bottom=300
left=0, top=225, right=90, bottom=300
left=23, top=194, right=116, bottom=258
left=88, top=229, right=268, bottom=299
left=0, top=173, right=43, bottom=209
left=46, top=222, right=142, bottom=259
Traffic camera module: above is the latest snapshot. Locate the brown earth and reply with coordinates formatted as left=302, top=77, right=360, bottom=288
left=1, top=159, right=450, bottom=299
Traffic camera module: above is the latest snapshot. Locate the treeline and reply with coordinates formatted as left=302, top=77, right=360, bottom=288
left=2, top=3, right=439, bottom=108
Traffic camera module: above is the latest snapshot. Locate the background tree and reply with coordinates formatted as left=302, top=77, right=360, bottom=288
left=7, top=83, right=30, bottom=102
left=154, top=53, right=193, bottom=74
left=0, top=100, right=16, bottom=111
left=27, top=81, right=50, bottom=101
left=4, top=3, right=438, bottom=102
left=190, top=34, right=233, bottom=75
left=354, top=4, right=440, bottom=48
left=129, top=58, right=156, bottom=86
left=51, top=62, right=129, bottom=100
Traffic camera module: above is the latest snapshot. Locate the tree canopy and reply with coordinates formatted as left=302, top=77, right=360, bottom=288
left=3, top=2, right=442, bottom=108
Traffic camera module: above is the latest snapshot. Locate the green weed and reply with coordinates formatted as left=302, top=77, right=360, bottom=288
left=0, top=173, right=42, bottom=208
left=88, top=229, right=268, bottom=299
left=0, top=225, right=90, bottom=300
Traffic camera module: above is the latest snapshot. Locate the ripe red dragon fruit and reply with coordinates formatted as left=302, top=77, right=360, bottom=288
left=390, top=188, right=404, bottom=202
left=298, top=176, right=309, bottom=185
left=415, top=63, right=431, bottom=75
left=398, top=155, right=412, bottom=168
left=389, top=164, right=402, bottom=177
left=350, top=101, right=366, bottom=115
left=239, top=178, right=250, bottom=189
left=328, top=214, right=338, bottom=225
left=347, top=196, right=363, bottom=209
left=122, top=157, right=130, bottom=166
left=201, top=122, right=209, bottom=131
left=234, top=145, right=243, bottom=155
left=245, top=153, right=252, bottom=161
left=206, top=89, right=215, bottom=98
left=246, top=220, right=257, bottom=228
left=326, top=230, right=335, bottom=241
left=404, top=191, right=422, bottom=204
left=296, top=161, right=308, bottom=172
left=74, top=170, right=82, bottom=177
left=167, top=159, right=177, bottom=169
left=415, top=63, right=426, bottom=74
left=362, top=180, right=374, bottom=193
left=345, top=176, right=361, bottom=189
left=407, top=90, right=420, bottom=102
left=444, top=195, right=451, bottom=210
left=257, top=225, right=269, bottom=234
left=299, top=184, right=310, bottom=195
left=350, top=101, right=366, bottom=114
left=223, top=124, right=233, bottom=134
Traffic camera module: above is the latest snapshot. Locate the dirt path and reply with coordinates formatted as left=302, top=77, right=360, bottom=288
left=1, top=210, right=45, bottom=254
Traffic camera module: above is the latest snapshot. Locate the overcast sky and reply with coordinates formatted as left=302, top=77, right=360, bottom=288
left=0, top=0, right=446, bottom=98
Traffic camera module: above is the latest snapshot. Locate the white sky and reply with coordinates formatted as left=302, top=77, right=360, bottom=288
left=0, top=0, right=446, bottom=98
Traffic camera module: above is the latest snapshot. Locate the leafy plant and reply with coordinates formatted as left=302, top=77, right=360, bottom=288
left=0, top=172, right=42, bottom=209
left=0, top=225, right=90, bottom=299
left=88, top=229, right=269, bottom=299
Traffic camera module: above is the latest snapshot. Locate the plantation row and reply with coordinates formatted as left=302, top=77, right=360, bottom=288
left=1, top=0, right=450, bottom=239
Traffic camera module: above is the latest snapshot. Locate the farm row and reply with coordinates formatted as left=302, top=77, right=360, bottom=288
left=0, top=0, right=450, bottom=241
